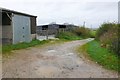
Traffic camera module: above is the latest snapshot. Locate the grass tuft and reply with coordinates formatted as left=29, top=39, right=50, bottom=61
left=79, top=40, right=119, bottom=72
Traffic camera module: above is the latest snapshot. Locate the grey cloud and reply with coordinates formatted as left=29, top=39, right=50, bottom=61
left=0, top=0, right=118, bottom=28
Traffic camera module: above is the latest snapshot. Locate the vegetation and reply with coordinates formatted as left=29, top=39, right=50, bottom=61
left=73, top=27, right=88, bottom=37
left=2, top=38, right=71, bottom=57
left=2, top=39, right=50, bottom=54
left=96, top=23, right=116, bottom=40
left=55, top=32, right=82, bottom=40
left=90, top=30, right=96, bottom=38
left=56, top=27, right=95, bottom=40
left=72, top=27, right=93, bottom=38
left=96, top=23, right=119, bottom=56
left=77, top=22, right=119, bottom=71
left=79, top=40, right=119, bottom=71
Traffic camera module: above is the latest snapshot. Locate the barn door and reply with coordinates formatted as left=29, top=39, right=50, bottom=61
left=12, top=14, right=31, bottom=44
left=22, top=16, right=31, bottom=42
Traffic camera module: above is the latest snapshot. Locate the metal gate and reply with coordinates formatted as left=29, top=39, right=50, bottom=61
left=12, top=14, right=31, bottom=44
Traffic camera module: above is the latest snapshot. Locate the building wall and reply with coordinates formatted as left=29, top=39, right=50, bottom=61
left=48, top=25, right=58, bottom=35
left=37, top=24, right=59, bottom=36
left=12, top=14, right=32, bottom=44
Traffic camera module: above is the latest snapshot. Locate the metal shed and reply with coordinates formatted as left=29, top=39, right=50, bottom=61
left=1, top=8, right=37, bottom=45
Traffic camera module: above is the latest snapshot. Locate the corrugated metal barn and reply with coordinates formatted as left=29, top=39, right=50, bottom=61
left=1, top=8, right=37, bottom=45
left=37, top=23, right=78, bottom=36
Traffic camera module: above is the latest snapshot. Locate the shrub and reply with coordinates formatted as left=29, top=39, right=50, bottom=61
left=72, top=27, right=91, bottom=38
left=96, top=22, right=119, bottom=56
left=99, top=25, right=118, bottom=45
left=56, top=27, right=94, bottom=40
left=55, top=32, right=81, bottom=40
left=109, top=39, right=120, bottom=56
left=109, top=24, right=120, bottom=56
left=90, top=30, right=96, bottom=38
left=96, top=23, right=116, bottom=40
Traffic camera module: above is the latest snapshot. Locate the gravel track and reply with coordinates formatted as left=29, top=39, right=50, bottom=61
left=2, top=38, right=118, bottom=78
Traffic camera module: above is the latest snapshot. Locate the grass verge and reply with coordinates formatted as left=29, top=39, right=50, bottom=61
left=2, top=39, right=70, bottom=57
left=78, top=40, right=119, bottom=72
left=55, top=32, right=83, bottom=40
left=2, top=39, right=49, bottom=54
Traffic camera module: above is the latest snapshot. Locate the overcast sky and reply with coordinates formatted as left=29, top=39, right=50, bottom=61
left=0, top=0, right=119, bottom=28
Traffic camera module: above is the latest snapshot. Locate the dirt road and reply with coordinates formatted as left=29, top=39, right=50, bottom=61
left=2, top=38, right=118, bottom=78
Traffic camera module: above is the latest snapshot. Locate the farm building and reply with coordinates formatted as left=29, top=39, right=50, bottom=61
left=1, top=8, right=37, bottom=45
left=37, top=23, right=78, bottom=36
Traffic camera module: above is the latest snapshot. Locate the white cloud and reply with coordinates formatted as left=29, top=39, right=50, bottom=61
left=0, top=0, right=118, bottom=28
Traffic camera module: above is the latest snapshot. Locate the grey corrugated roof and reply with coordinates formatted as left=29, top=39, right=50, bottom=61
left=1, top=7, right=37, bottom=17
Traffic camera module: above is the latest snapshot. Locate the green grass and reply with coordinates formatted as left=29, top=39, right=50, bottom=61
left=2, top=39, right=71, bottom=57
left=55, top=32, right=82, bottom=40
left=79, top=40, right=119, bottom=72
left=2, top=39, right=50, bottom=54
left=90, top=30, right=96, bottom=38
left=0, top=45, right=2, bottom=54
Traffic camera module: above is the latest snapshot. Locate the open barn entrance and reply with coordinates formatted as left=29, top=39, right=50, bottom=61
left=2, top=12, right=12, bottom=45
left=58, top=25, right=66, bottom=32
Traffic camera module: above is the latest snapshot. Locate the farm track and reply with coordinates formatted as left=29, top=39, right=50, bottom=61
left=2, top=38, right=118, bottom=78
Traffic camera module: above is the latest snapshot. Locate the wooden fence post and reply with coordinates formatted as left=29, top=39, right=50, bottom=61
left=46, top=29, right=48, bottom=40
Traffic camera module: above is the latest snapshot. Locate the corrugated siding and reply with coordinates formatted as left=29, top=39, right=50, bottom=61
left=12, top=14, right=32, bottom=44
